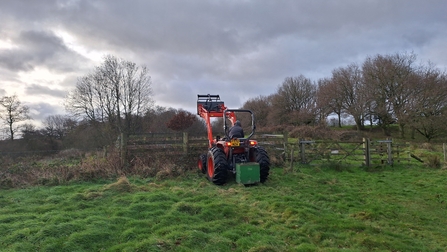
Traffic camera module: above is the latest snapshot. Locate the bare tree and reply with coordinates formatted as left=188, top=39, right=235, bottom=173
left=242, top=95, right=273, bottom=128
left=272, top=75, right=317, bottom=126
left=362, top=52, right=416, bottom=136
left=409, top=64, right=447, bottom=141
left=43, top=115, right=77, bottom=140
left=316, top=78, right=343, bottom=127
left=330, top=63, right=368, bottom=130
left=0, top=95, right=31, bottom=140
left=66, top=55, right=153, bottom=135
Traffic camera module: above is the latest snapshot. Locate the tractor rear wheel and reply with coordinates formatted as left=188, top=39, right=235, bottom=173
left=197, top=154, right=207, bottom=174
left=255, top=146, right=270, bottom=183
left=206, top=147, right=228, bottom=185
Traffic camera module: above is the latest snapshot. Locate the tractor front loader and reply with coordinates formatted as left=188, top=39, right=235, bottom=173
left=196, top=94, right=270, bottom=185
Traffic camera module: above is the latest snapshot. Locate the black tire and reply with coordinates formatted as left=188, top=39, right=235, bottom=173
left=197, top=154, right=207, bottom=174
left=206, top=147, right=228, bottom=185
left=255, top=146, right=270, bottom=183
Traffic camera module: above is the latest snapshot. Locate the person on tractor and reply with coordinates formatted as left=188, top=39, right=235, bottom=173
left=229, top=120, right=244, bottom=139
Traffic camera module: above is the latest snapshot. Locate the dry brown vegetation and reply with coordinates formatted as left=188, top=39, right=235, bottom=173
left=0, top=148, right=196, bottom=189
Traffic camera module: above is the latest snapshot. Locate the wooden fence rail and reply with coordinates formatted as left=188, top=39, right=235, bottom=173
left=120, top=132, right=431, bottom=167
left=288, top=138, right=410, bottom=167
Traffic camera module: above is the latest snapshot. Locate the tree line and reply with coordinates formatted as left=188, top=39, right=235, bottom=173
left=0, top=104, right=206, bottom=155
left=243, top=52, right=447, bottom=142
left=1, top=52, right=446, bottom=155
left=0, top=55, right=204, bottom=154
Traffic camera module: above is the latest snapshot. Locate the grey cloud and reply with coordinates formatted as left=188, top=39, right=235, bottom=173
left=27, top=101, right=65, bottom=123
left=0, top=30, right=88, bottom=72
left=25, top=84, right=68, bottom=98
left=0, top=0, right=446, bottom=122
left=57, top=1, right=447, bottom=55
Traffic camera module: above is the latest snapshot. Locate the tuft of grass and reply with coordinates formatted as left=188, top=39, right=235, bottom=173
left=103, top=176, right=136, bottom=193
left=425, top=154, right=442, bottom=169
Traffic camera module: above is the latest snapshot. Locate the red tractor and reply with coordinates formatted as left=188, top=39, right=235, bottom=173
left=196, top=94, right=270, bottom=185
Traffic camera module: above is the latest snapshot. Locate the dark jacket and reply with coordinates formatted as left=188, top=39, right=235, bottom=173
left=229, top=122, right=244, bottom=139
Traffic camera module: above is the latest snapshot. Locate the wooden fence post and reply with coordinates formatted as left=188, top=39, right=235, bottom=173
left=300, top=138, right=306, bottom=164
left=183, top=132, right=189, bottom=154
left=283, top=131, right=288, bottom=160
left=103, top=146, right=108, bottom=158
left=289, top=144, right=294, bottom=171
left=444, top=143, right=446, bottom=162
left=363, top=138, right=370, bottom=167
left=387, top=138, right=393, bottom=165
left=120, top=133, right=128, bottom=166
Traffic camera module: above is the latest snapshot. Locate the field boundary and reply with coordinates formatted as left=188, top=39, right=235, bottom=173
left=120, top=132, right=442, bottom=167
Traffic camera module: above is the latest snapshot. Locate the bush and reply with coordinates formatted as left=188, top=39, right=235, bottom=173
left=420, top=143, right=437, bottom=152
left=425, top=154, right=441, bottom=169
left=55, top=148, right=84, bottom=159
left=288, top=125, right=341, bottom=140
left=0, top=148, right=196, bottom=188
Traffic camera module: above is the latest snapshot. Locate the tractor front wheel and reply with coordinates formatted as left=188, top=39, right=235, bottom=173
left=206, top=147, right=228, bottom=185
left=197, top=154, right=207, bottom=174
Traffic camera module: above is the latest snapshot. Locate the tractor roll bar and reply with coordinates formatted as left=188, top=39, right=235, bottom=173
left=223, top=109, right=256, bottom=139
left=197, top=94, right=220, bottom=101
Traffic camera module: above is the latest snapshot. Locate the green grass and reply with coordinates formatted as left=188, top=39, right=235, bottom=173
left=1, top=166, right=447, bottom=251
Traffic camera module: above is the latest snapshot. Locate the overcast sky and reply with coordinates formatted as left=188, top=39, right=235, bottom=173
left=1, top=0, right=446, bottom=127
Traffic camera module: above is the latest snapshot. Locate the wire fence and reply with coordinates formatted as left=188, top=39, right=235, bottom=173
left=2, top=132, right=446, bottom=168
left=123, top=132, right=447, bottom=167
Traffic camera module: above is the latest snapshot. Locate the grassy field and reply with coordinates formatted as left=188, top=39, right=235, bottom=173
left=1, top=164, right=447, bottom=252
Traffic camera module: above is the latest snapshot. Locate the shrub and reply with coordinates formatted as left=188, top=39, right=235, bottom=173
left=268, top=154, right=283, bottom=167
left=338, top=130, right=366, bottom=141
left=129, top=152, right=192, bottom=178
left=55, top=148, right=84, bottom=159
left=289, top=125, right=340, bottom=140
left=77, top=153, right=120, bottom=181
left=425, top=154, right=441, bottom=169
left=420, top=143, right=437, bottom=151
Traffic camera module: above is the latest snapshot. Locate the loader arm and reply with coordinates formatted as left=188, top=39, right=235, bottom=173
left=198, top=105, right=222, bottom=148
left=197, top=94, right=230, bottom=148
